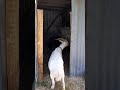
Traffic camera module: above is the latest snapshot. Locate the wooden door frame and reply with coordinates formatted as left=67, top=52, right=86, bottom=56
left=5, top=0, right=19, bottom=90
left=35, top=8, right=44, bottom=81
left=35, top=0, right=44, bottom=81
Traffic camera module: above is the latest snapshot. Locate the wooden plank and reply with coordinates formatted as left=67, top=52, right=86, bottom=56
left=6, top=0, right=19, bottom=90
left=37, top=9, right=43, bottom=80
left=37, top=0, right=71, bottom=8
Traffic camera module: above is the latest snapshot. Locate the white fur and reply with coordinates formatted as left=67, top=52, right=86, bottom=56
left=48, top=38, right=68, bottom=90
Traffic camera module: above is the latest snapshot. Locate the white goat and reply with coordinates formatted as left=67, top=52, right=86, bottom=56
left=48, top=38, right=69, bottom=90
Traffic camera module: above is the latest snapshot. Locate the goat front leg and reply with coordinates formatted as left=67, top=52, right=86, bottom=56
left=62, top=76, right=65, bottom=90
left=50, top=74, right=55, bottom=89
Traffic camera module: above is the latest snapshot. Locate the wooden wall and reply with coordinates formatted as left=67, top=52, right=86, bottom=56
left=6, top=0, right=19, bottom=90
left=0, top=0, right=7, bottom=90
left=86, top=0, right=120, bottom=90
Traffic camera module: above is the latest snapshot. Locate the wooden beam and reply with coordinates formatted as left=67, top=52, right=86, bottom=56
left=37, top=0, right=71, bottom=9
left=6, top=0, right=19, bottom=90
left=37, top=9, right=43, bottom=80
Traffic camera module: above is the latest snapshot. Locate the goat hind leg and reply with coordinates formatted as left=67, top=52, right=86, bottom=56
left=62, top=76, right=65, bottom=90
left=50, top=74, right=55, bottom=89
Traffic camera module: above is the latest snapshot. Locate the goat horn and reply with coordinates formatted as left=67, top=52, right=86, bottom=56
left=55, top=38, right=65, bottom=41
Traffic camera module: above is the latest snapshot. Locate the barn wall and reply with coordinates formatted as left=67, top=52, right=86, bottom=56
left=0, top=0, right=7, bottom=90
left=86, top=0, right=120, bottom=90
left=43, top=9, right=62, bottom=70
left=6, top=0, right=19, bottom=89
left=43, top=9, right=61, bottom=73
left=70, top=0, right=85, bottom=76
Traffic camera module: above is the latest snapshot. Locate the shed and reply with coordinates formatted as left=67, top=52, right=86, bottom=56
left=1, top=0, right=120, bottom=90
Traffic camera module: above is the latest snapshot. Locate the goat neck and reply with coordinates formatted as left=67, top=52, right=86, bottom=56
left=59, top=42, right=67, bottom=50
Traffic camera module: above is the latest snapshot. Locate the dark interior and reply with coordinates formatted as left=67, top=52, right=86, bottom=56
left=42, top=8, right=71, bottom=76
left=19, top=0, right=35, bottom=90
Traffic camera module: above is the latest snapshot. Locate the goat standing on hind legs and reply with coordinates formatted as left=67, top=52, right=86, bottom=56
left=48, top=38, right=69, bottom=90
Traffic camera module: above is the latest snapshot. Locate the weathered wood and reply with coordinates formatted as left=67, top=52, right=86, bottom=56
left=6, top=0, right=19, bottom=90
left=37, top=9, right=43, bottom=80
left=0, top=0, right=7, bottom=90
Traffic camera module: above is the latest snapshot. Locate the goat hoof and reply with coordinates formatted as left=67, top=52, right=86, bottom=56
left=62, top=88, right=65, bottom=90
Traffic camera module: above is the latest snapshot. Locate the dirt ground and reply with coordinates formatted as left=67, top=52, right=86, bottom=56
left=35, top=75, right=85, bottom=90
